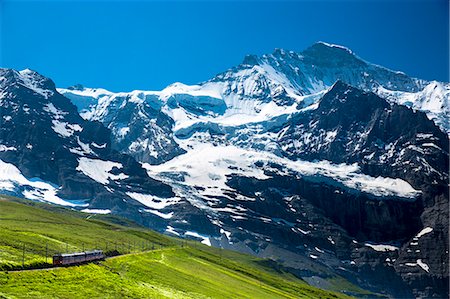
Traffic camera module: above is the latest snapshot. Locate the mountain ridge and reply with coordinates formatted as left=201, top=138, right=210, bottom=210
left=1, top=42, right=448, bottom=298
left=59, top=42, right=448, bottom=136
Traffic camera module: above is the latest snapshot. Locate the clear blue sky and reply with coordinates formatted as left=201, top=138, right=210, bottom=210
left=1, top=0, right=448, bottom=92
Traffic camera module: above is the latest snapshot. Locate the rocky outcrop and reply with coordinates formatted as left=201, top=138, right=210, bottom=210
left=2, top=41, right=449, bottom=298
left=0, top=68, right=173, bottom=217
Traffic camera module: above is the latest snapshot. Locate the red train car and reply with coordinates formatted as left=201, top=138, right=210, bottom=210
left=53, top=250, right=105, bottom=266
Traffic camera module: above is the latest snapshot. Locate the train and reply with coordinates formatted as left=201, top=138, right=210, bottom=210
left=52, top=250, right=105, bottom=266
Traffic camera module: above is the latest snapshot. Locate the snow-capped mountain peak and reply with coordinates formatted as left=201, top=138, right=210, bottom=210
left=1, top=68, right=55, bottom=100
left=2, top=42, right=449, bottom=297
left=313, top=41, right=354, bottom=54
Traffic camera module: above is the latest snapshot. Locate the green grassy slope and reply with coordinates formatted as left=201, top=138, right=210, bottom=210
left=0, top=248, right=352, bottom=299
left=0, top=196, right=352, bottom=298
left=0, top=196, right=175, bottom=270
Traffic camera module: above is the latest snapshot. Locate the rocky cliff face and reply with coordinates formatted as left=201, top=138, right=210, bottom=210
left=2, top=42, right=449, bottom=298
left=0, top=68, right=173, bottom=219
left=279, top=81, right=448, bottom=194
left=61, top=85, right=185, bottom=165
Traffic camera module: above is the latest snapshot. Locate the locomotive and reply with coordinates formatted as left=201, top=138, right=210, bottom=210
left=52, top=250, right=105, bottom=266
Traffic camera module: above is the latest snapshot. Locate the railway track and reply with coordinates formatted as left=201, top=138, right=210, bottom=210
left=5, top=247, right=175, bottom=273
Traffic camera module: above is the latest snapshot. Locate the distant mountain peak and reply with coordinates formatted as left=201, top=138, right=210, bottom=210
left=0, top=68, right=55, bottom=99
left=242, top=54, right=260, bottom=66
left=300, top=41, right=365, bottom=69
left=67, top=84, right=85, bottom=91
left=312, top=41, right=354, bottom=54
left=329, top=79, right=362, bottom=91
left=320, top=79, right=388, bottom=111
left=2, top=40, right=450, bottom=298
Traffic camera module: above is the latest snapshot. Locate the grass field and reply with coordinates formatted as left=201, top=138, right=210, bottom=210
left=0, top=196, right=353, bottom=298
left=0, top=247, right=353, bottom=299
left=0, top=196, right=175, bottom=270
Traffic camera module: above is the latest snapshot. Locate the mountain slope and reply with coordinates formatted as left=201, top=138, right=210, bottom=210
left=140, top=82, right=447, bottom=298
left=0, top=196, right=354, bottom=299
left=57, top=42, right=449, bottom=197
left=2, top=42, right=449, bottom=298
left=0, top=68, right=176, bottom=223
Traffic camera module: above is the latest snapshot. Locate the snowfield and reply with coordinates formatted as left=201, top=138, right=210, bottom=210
left=0, top=42, right=448, bottom=298
left=144, top=142, right=421, bottom=199
left=0, top=159, right=85, bottom=207
left=76, top=157, right=128, bottom=185
left=81, top=208, right=112, bottom=214
left=365, top=243, right=399, bottom=252
left=126, top=192, right=180, bottom=210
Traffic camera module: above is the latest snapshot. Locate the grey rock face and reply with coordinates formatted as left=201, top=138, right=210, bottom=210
left=0, top=68, right=174, bottom=220
left=2, top=42, right=449, bottom=298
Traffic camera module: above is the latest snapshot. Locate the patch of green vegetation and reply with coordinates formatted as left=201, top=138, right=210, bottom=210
left=326, top=276, right=379, bottom=297
left=0, top=196, right=353, bottom=298
left=0, top=196, right=176, bottom=270
left=0, top=247, right=352, bottom=299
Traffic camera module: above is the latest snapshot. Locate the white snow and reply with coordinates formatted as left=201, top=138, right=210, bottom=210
left=415, top=227, right=433, bottom=239
left=126, top=192, right=179, bottom=210
left=405, top=259, right=430, bottom=273
left=59, top=75, right=324, bottom=134
left=184, top=231, right=211, bottom=246
left=165, top=226, right=180, bottom=236
left=76, top=157, right=128, bottom=184
left=201, top=238, right=211, bottom=246
left=0, top=145, right=16, bottom=152
left=416, top=259, right=430, bottom=272
left=376, top=82, right=450, bottom=133
left=324, top=130, right=337, bottom=143
left=81, top=209, right=111, bottom=214
left=365, top=243, right=399, bottom=252
left=118, top=127, right=130, bottom=138
left=18, top=69, right=54, bottom=99
left=0, top=159, right=83, bottom=206
left=144, top=143, right=420, bottom=199
left=316, top=41, right=353, bottom=54
left=91, top=142, right=107, bottom=149
left=421, top=143, right=441, bottom=150
left=143, top=209, right=173, bottom=219
left=57, top=50, right=449, bottom=138
left=46, top=103, right=82, bottom=138
left=43, top=103, right=66, bottom=119
left=68, top=123, right=83, bottom=132
left=220, top=228, right=232, bottom=240
left=57, top=87, right=114, bottom=99
left=144, top=144, right=268, bottom=197
left=293, top=227, right=311, bottom=235
left=51, top=120, right=82, bottom=137
left=71, top=137, right=96, bottom=156
left=159, top=82, right=223, bottom=101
